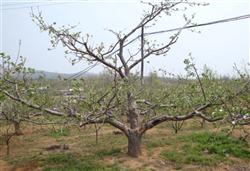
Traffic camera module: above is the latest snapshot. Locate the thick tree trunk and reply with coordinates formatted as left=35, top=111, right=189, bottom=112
left=13, top=121, right=23, bottom=135
left=127, top=131, right=142, bottom=157
left=127, top=92, right=139, bottom=129
left=125, top=71, right=142, bottom=157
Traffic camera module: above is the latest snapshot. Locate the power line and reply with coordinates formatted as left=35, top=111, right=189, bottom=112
left=1, top=2, right=40, bottom=7
left=0, top=2, right=75, bottom=10
left=114, top=14, right=250, bottom=55
left=67, top=62, right=99, bottom=80
left=146, top=14, right=250, bottom=36
left=2, top=0, right=86, bottom=1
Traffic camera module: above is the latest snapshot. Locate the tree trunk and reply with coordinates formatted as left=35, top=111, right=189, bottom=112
left=14, top=121, right=23, bottom=136
left=126, top=72, right=142, bottom=157
left=200, top=118, right=206, bottom=128
left=94, top=124, right=99, bottom=144
left=127, top=131, right=142, bottom=157
left=6, top=140, right=10, bottom=156
left=5, top=134, right=13, bottom=156
left=127, top=92, right=139, bottom=129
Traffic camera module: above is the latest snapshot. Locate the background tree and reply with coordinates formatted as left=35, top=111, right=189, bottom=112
left=1, top=101, right=26, bottom=135
left=0, top=120, right=15, bottom=156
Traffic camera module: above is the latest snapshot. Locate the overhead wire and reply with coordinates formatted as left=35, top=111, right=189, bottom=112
left=146, top=14, right=250, bottom=36
left=67, top=62, right=99, bottom=80
left=1, top=2, right=40, bottom=7
left=0, top=2, right=75, bottom=10
left=118, top=14, right=250, bottom=55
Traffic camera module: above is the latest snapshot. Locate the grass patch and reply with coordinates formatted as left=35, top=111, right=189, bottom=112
left=95, top=148, right=122, bottom=158
left=42, top=152, right=128, bottom=171
left=5, top=154, right=39, bottom=166
left=146, top=137, right=172, bottom=149
left=48, top=128, right=70, bottom=138
left=0, top=136, right=5, bottom=145
left=23, top=137, right=34, bottom=142
left=161, top=132, right=250, bottom=166
left=182, top=132, right=250, bottom=159
left=43, top=153, right=100, bottom=171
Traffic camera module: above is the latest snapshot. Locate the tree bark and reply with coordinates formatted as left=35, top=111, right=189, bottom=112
left=127, top=92, right=139, bottom=129
left=13, top=121, right=23, bottom=136
left=127, top=130, right=142, bottom=157
left=6, top=141, right=10, bottom=156
left=125, top=73, right=142, bottom=157
left=200, top=118, right=206, bottom=128
left=94, top=124, right=99, bottom=144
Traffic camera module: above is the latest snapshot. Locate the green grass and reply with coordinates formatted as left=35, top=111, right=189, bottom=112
left=161, top=132, right=250, bottom=166
left=42, top=153, right=99, bottom=171
left=0, top=136, right=5, bottom=145
left=23, top=137, right=34, bottom=142
left=42, top=152, right=127, bottom=171
left=5, top=154, right=40, bottom=166
left=95, top=148, right=122, bottom=158
left=183, top=132, right=250, bottom=159
left=146, top=137, right=172, bottom=149
left=48, top=127, right=70, bottom=138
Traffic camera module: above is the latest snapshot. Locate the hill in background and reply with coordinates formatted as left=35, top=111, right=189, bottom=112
left=32, top=70, right=96, bottom=80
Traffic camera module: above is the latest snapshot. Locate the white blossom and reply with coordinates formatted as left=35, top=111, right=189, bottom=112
left=243, top=114, right=249, bottom=119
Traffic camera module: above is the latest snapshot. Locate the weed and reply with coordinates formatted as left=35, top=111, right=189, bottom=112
left=24, top=137, right=34, bottom=142
left=146, top=137, right=171, bottom=149
left=161, top=132, right=250, bottom=166
left=182, top=132, right=250, bottom=159
left=43, top=153, right=100, bottom=171
left=42, top=152, right=128, bottom=171
left=163, top=150, right=182, bottom=162
left=95, top=148, right=122, bottom=158
left=0, top=136, right=5, bottom=145
left=49, top=128, right=70, bottom=138
left=5, top=154, right=39, bottom=166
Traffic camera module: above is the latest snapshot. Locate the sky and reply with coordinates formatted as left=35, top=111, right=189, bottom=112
left=1, top=0, right=249, bottom=76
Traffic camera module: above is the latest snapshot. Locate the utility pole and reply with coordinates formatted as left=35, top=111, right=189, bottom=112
left=140, top=26, right=144, bottom=85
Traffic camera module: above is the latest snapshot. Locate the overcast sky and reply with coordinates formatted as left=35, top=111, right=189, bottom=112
left=1, top=0, right=249, bottom=76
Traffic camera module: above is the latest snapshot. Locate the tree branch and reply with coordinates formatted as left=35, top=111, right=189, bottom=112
left=2, top=90, right=67, bottom=117
left=140, top=102, right=220, bottom=133
left=79, top=117, right=129, bottom=136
